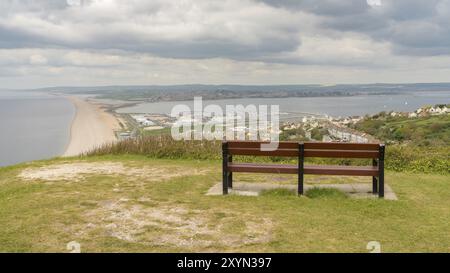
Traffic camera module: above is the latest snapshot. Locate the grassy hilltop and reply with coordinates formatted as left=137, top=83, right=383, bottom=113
left=0, top=156, right=449, bottom=252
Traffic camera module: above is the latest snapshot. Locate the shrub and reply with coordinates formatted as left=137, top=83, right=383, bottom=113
left=87, top=136, right=450, bottom=175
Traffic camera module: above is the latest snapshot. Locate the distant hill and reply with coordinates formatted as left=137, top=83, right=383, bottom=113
left=27, top=82, right=450, bottom=102
left=31, top=82, right=450, bottom=94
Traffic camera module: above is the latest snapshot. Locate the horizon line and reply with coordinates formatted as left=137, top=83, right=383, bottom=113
left=4, top=81, right=450, bottom=91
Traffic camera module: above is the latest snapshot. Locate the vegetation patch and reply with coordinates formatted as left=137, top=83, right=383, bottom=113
left=260, top=188, right=296, bottom=197
left=87, top=135, right=449, bottom=174
left=82, top=200, right=273, bottom=249
left=351, top=113, right=449, bottom=146
left=306, top=188, right=348, bottom=199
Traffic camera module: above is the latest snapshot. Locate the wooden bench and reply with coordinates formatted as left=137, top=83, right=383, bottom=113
left=222, top=141, right=385, bottom=198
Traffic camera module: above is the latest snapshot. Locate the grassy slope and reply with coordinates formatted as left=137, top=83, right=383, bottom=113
left=0, top=156, right=449, bottom=253
left=351, top=114, right=450, bottom=146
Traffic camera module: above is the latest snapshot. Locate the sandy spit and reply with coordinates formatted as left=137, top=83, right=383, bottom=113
left=63, top=96, right=121, bottom=157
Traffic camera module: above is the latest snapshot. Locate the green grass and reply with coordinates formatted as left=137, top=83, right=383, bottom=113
left=141, top=127, right=171, bottom=136
left=305, top=188, right=348, bottom=199
left=0, top=156, right=449, bottom=252
left=260, top=188, right=296, bottom=197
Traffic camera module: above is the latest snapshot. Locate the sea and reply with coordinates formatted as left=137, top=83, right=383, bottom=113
left=117, top=91, right=450, bottom=118
left=0, top=91, right=75, bottom=167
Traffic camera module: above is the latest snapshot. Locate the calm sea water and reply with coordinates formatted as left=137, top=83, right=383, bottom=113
left=0, top=91, right=75, bottom=167
left=117, top=91, right=450, bottom=118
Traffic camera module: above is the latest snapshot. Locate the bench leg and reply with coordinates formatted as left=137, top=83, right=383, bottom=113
left=223, top=170, right=228, bottom=195
left=378, top=145, right=385, bottom=198
left=372, top=159, right=378, bottom=194
left=228, top=155, right=233, bottom=189
left=378, top=174, right=384, bottom=198
left=372, top=177, right=378, bottom=194
left=298, top=172, right=304, bottom=195
left=222, top=143, right=228, bottom=195
left=298, top=143, right=305, bottom=195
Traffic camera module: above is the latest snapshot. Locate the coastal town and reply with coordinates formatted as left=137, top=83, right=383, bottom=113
left=112, top=104, right=449, bottom=143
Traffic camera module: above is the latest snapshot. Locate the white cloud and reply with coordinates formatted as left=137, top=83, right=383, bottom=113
left=0, top=0, right=450, bottom=88
left=29, top=54, right=48, bottom=65
left=367, top=0, right=382, bottom=7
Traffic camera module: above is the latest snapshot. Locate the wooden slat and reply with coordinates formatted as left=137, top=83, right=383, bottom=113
left=226, top=141, right=298, bottom=149
left=228, top=148, right=298, bottom=157
left=304, top=149, right=379, bottom=158
left=304, top=165, right=379, bottom=176
left=226, top=141, right=380, bottom=150
left=304, top=142, right=380, bottom=151
left=228, top=163, right=298, bottom=174
left=228, top=163, right=379, bottom=176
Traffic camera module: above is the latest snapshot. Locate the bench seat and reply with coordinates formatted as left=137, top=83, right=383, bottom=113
left=304, top=165, right=379, bottom=176
left=228, top=163, right=379, bottom=176
left=228, top=163, right=298, bottom=174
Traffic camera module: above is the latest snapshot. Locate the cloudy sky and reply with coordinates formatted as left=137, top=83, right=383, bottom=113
left=1, top=0, right=450, bottom=88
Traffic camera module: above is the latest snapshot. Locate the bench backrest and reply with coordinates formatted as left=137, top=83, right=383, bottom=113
left=304, top=142, right=380, bottom=159
left=224, top=141, right=382, bottom=159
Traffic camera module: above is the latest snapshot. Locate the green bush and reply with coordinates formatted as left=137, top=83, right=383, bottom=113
left=385, top=145, right=449, bottom=174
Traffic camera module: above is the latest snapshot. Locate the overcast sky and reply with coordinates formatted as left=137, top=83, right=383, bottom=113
left=1, top=0, right=450, bottom=88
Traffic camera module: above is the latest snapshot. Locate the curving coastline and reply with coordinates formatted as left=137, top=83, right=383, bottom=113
left=63, top=96, right=120, bottom=157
